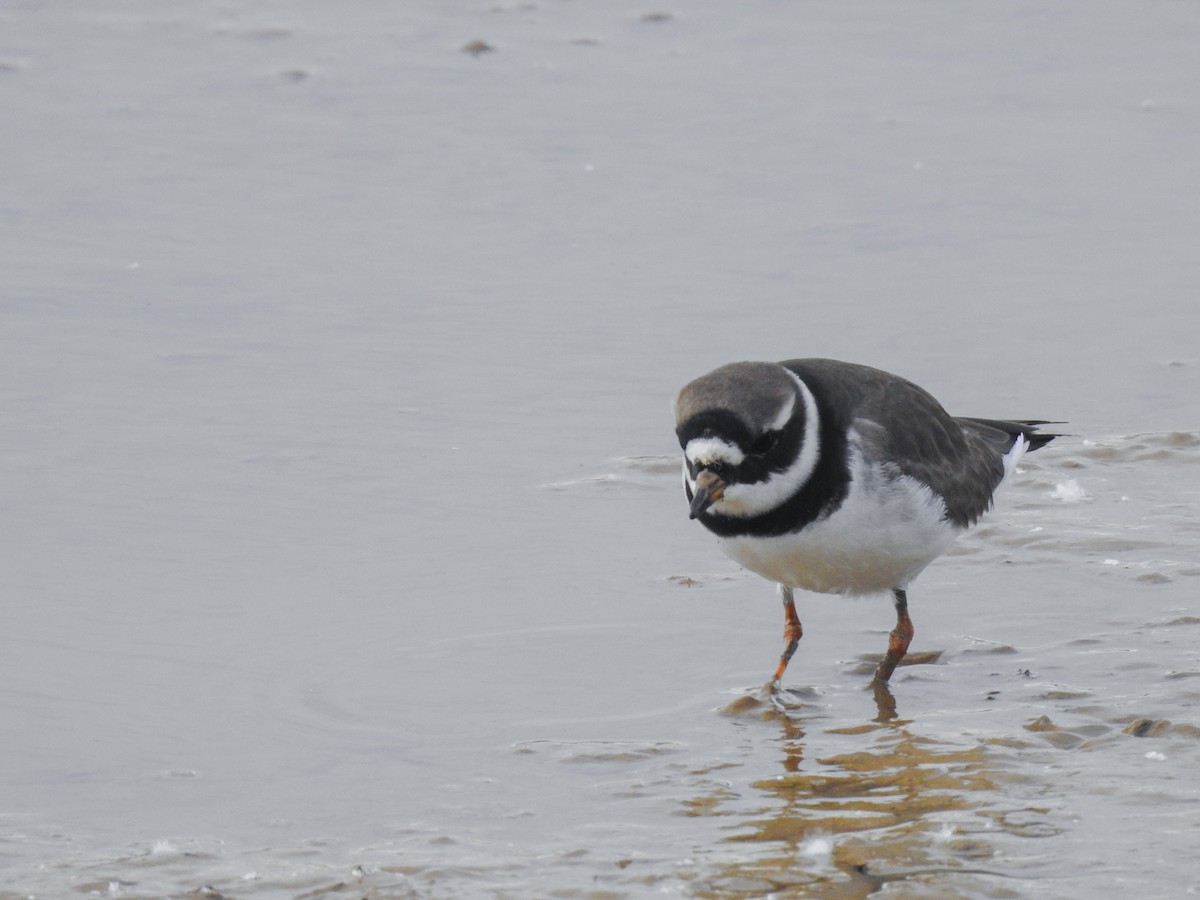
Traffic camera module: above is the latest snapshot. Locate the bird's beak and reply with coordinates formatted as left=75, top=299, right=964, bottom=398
left=689, top=470, right=726, bottom=519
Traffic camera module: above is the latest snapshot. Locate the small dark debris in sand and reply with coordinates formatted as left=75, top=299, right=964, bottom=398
left=1039, top=688, right=1091, bottom=700
left=642, top=12, right=674, bottom=23
left=1163, top=615, right=1200, bottom=626
left=1023, top=716, right=1086, bottom=749
left=218, top=25, right=293, bottom=41
left=1123, top=717, right=1172, bottom=738
left=1135, top=571, right=1172, bottom=585
left=462, top=40, right=495, bottom=56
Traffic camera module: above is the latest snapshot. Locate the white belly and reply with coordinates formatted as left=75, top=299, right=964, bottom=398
left=720, top=462, right=960, bottom=595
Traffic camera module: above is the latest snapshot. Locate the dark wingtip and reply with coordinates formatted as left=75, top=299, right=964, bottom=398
left=960, top=417, right=1066, bottom=453
left=1017, top=421, right=1064, bottom=452
left=1025, top=432, right=1058, bottom=452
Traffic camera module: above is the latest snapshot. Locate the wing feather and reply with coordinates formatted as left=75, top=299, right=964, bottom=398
left=781, top=359, right=1017, bottom=526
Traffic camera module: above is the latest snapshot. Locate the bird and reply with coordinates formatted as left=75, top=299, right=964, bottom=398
left=674, top=358, right=1055, bottom=690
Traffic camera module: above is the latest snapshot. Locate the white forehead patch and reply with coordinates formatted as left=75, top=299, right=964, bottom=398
left=685, top=437, right=745, bottom=468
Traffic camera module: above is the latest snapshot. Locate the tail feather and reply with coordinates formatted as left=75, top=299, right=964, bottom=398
left=958, top=417, right=1060, bottom=453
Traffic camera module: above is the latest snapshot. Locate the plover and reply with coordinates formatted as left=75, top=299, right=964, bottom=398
left=674, top=358, right=1055, bottom=689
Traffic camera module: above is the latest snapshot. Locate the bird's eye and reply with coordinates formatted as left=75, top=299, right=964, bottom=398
left=750, top=432, right=778, bottom=455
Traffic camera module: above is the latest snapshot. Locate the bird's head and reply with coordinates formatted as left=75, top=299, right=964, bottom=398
left=674, top=362, right=819, bottom=521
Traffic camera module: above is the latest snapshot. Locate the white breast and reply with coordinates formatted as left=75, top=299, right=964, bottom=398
left=719, top=449, right=960, bottom=595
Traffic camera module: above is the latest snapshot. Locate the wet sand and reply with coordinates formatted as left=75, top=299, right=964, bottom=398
left=3, top=2, right=1200, bottom=897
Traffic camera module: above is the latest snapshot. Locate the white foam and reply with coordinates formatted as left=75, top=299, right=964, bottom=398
left=1052, top=479, right=1088, bottom=502
left=932, top=823, right=957, bottom=842
left=799, top=833, right=834, bottom=862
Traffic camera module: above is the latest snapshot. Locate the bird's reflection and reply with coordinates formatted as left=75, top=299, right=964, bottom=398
left=696, top=680, right=1056, bottom=896
left=871, top=678, right=899, bottom=723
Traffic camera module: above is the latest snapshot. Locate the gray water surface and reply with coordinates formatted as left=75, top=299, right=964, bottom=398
left=3, top=2, right=1199, bottom=897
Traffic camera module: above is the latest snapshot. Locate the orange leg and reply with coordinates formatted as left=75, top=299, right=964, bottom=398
left=873, top=588, right=914, bottom=683
left=769, top=585, right=803, bottom=685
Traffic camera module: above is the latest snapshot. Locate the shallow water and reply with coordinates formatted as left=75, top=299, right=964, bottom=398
left=3, top=2, right=1200, bottom=897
